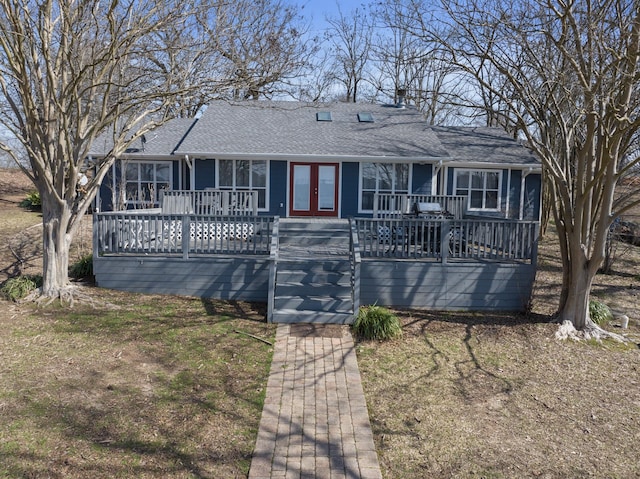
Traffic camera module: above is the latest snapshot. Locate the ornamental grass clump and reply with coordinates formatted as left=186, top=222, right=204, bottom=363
left=352, top=305, right=402, bottom=341
left=0, top=274, right=43, bottom=302
left=18, top=191, right=41, bottom=210
left=70, top=254, right=93, bottom=280
left=589, top=299, right=613, bottom=325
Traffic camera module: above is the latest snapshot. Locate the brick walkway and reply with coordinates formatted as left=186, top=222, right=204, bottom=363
left=248, top=324, right=382, bottom=479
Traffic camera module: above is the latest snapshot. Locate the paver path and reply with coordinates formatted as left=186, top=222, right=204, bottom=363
left=248, top=324, right=383, bottom=479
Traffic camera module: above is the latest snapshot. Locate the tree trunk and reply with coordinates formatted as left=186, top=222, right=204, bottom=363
left=41, top=199, right=72, bottom=296
left=557, top=252, right=595, bottom=330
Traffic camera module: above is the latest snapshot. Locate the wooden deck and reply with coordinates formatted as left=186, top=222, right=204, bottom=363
left=93, top=213, right=539, bottom=316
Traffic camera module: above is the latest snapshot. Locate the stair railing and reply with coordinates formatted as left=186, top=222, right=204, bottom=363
left=349, top=217, right=362, bottom=320
left=267, top=216, right=280, bottom=323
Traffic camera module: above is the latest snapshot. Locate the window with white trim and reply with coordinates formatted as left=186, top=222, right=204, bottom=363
left=454, top=169, right=501, bottom=211
left=217, top=159, right=268, bottom=209
left=360, top=162, right=409, bottom=211
left=124, top=161, right=171, bottom=207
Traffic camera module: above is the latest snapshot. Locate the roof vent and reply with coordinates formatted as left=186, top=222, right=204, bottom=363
left=357, top=112, right=374, bottom=122
left=396, top=87, right=407, bottom=109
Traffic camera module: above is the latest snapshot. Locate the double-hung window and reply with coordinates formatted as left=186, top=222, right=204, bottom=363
left=124, top=161, right=171, bottom=207
left=454, top=169, right=501, bottom=211
left=217, top=159, right=267, bottom=209
left=360, top=162, right=409, bottom=211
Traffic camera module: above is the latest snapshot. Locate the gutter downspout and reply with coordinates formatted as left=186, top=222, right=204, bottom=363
left=432, top=159, right=443, bottom=195
left=184, top=155, right=195, bottom=190
left=519, top=168, right=532, bottom=220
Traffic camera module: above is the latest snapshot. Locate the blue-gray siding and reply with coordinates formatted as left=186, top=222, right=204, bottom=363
left=341, top=162, right=360, bottom=218
left=360, top=260, right=535, bottom=310
left=270, top=160, right=287, bottom=216
left=94, top=256, right=534, bottom=311
left=94, top=256, right=270, bottom=300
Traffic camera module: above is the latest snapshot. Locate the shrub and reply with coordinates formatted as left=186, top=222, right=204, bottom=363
left=19, top=191, right=41, bottom=210
left=69, top=254, right=93, bottom=279
left=0, top=274, right=43, bottom=301
left=352, top=305, right=402, bottom=341
left=589, top=299, right=612, bottom=325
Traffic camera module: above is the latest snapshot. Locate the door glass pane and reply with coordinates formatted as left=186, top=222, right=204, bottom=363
left=318, top=165, right=335, bottom=210
left=293, top=165, right=310, bottom=211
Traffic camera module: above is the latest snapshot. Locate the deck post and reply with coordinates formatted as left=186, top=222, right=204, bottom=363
left=441, top=219, right=450, bottom=264
left=267, top=216, right=279, bottom=323
left=531, top=222, right=540, bottom=267
left=182, top=215, right=190, bottom=260
left=92, top=213, right=99, bottom=260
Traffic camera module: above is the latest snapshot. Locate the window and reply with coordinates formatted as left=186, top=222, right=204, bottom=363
left=217, top=159, right=268, bottom=209
left=454, top=169, right=501, bottom=211
left=357, top=112, right=374, bottom=123
left=316, top=111, right=332, bottom=121
left=124, top=161, right=171, bottom=207
left=360, top=162, right=409, bottom=211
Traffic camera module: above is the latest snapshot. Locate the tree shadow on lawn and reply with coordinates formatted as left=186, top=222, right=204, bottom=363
left=397, top=308, right=552, bottom=331
left=200, top=297, right=266, bottom=322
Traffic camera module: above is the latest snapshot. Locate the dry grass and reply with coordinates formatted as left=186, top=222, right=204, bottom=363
left=0, top=291, right=275, bottom=478
left=0, top=168, right=276, bottom=478
left=357, top=226, right=640, bottom=478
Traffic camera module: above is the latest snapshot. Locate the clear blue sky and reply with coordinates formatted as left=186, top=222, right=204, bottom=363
left=295, top=0, right=367, bottom=33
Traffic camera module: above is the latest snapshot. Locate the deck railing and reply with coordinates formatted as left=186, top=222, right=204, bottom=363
left=349, top=218, right=362, bottom=318
left=267, top=217, right=280, bottom=323
left=160, top=190, right=258, bottom=216
left=354, top=218, right=539, bottom=263
left=373, top=194, right=468, bottom=219
left=93, top=212, right=274, bottom=257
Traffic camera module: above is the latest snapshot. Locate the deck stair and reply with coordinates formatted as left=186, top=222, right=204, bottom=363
left=271, top=219, right=355, bottom=324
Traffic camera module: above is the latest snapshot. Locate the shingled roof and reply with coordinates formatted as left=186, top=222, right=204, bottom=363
left=173, top=100, right=538, bottom=167
left=88, top=117, right=196, bottom=157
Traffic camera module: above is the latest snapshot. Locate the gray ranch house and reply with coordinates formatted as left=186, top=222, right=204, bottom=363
left=92, top=100, right=542, bottom=323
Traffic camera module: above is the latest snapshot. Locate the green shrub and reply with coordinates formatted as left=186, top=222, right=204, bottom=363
left=352, top=305, right=403, bottom=341
left=0, top=275, right=43, bottom=301
left=69, top=254, right=93, bottom=279
left=19, top=191, right=41, bottom=210
left=589, top=299, right=612, bottom=325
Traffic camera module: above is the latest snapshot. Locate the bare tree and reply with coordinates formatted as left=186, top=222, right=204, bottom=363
left=325, top=5, right=374, bottom=103
left=370, top=0, right=464, bottom=123
left=422, top=0, right=640, bottom=334
left=207, top=0, right=317, bottom=100
left=0, top=0, right=200, bottom=298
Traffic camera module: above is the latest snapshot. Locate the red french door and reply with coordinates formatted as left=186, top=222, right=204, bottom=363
left=289, top=162, right=339, bottom=217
